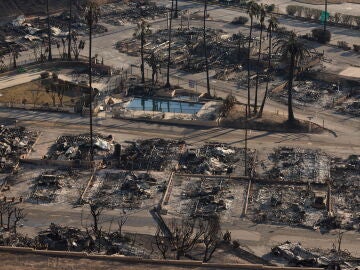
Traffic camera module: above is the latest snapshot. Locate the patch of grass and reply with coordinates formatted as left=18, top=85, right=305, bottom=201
left=0, top=80, right=80, bottom=107
left=221, top=104, right=324, bottom=133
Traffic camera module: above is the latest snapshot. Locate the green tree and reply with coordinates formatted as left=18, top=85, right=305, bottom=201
left=275, top=32, right=310, bottom=123
left=83, top=0, right=101, bottom=161
left=253, top=3, right=266, bottom=113
left=259, top=16, right=278, bottom=117
left=133, top=19, right=152, bottom=84
left=246, top=0, right=259, bottom=115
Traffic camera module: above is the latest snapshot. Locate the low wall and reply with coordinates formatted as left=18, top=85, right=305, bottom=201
left=113, top=115, right=218, bottom=128
left=0, top=246, right=324, bottom=270
left=20, top=158, right=94, bottom=168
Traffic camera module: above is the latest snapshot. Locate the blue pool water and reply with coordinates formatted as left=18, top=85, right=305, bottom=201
left=126, top=97, right=204, bottom=114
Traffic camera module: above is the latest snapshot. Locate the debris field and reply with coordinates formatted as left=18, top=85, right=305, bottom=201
left=0, top=126, right=39, bottom=173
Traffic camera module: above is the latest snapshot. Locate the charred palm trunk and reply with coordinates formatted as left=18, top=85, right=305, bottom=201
left=89, top=9, right=94, bottom=162
left=67, top=0, right=72, bottom=59
left=204, top=0, right=211, bottom=96
left=166, top=0, right=174, bottom=88
left=141, top=33, right=145, bottom=83
left=287, top=54, right=296, bottom=122
left=247, top=17, right=253, bottom=116
left=254, top=23, right=264, bottom=113
left=259, top=30, right=272, bottom=117
left=47, top=0, right=52, bottom=61
left=174, top=0, right=178, bottom=18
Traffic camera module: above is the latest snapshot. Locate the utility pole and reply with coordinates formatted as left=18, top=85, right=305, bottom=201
left=324, top=0, right=328, bottom=32
left=244, top=104, right=248, bottom=176
left=47, top=0, right=52, bottom=61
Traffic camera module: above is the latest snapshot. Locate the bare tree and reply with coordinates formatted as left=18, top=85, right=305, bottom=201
left=202, top=215, right=221, bottom=262
left=6, top=203, right=15, bottom=231
left=71, top=31, right=85, bottom=60
left=117, top=209, right=128, bottom=238
left=13, top=207, right=26, bottom=234
left=31, top=90, right=42, bottom=108
left=88, top=201, right=105, bottom=234
left=155, top=227, right=169, bottom=259
left=168, top=218, right=205, bottom=260
left=145, top=51, right=162, bottom=85
left=0, top=201, right=6, bottom=227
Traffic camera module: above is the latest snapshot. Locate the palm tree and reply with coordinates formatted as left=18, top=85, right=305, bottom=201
left=165, top=0, right=174, bottom=88
left=275, top=32, right=310, bottom=123
left=253, top=3, right=266, bottom=113
left=246, top=0, right=259, bottom=115
left=67, top=0, right=73, bottom=59
left=203, top=0, right=211, bottom=96
left=133, top=19, right=152, bottom=84
left=324, top=0, right=328, bottom=31
left=84, top=0, right=101, bottom=161
left=258, top=16, right=278, bottom=117
left=46, top=0, right=52, bottom=61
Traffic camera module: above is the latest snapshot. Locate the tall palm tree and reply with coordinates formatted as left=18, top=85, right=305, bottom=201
left=258, top=16, right=278, bottom=117
left=275, top=32, right=310, bottom=123
left=246, top=0, right=259, bottom=115
left=68, top=0, right=73, bottom=59
left=84, top=0, right=101, bottom=161
left=165, top=0, right=174, bottom=88
left=133, top=19, right=152, bottom=84
left=46, top=0, right=52, bottom=61
left=203, top=0, right=211, bottom=96
left=253, top=3, right=266, bottom=113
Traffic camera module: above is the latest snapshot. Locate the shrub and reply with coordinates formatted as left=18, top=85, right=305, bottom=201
left=266, top=4, right=275, bottom=12
left=354, top=16, right=360, bottom=27
left=312, top=28, right=331, bottom=43
left=231, top=16, right=249, bottom=25
left=353, top=44, right=360, bottom=52
left=286, top=5, right=297, bottom=16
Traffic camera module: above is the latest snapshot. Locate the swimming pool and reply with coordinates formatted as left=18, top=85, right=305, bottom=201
left=126, top=97, right=204, bottom=114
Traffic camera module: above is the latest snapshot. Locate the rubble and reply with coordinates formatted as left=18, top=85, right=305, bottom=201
left=271, top=241, right=358, bottom=270
left=46, top=133, right=115, bottom=161
left=85, top=170, right=165, bottom=209
left=119, top=139, right=185, bottom=171
left=269, top=79, right=360, bottom=117
left=101, top=1, right=168, bottom=25
left=165, top=175, right=246, bottom=219
left=28, top=169, right=85, bottom=204
left=264, top=147, right=330, bottom=183
left=116, top=27, right=258, bottom=80
left=249, top=184, right=326, bottom=227
left=330, top=155, right=360, bottom=231
left=0, top=125, right=39, bottom=173
left=179, top=143, right=255, bottom=176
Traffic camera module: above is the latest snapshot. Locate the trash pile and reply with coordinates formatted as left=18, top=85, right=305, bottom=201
left=90, top=171, right=164, bottom=209
left=0, top=125, right=39, bottom=173
left=271, top=241, right=358, bottom=270
left=330, top=155, right=360, bottom=231
left=179, top=143, right=255, bottom=176
left=119, top=139, right=185, bottom=171
left=101, top=1, right=168, bottom=25
left=46, top=133, right=114, bottom=160
left=265, top=147, right=330, bottom=183
left=249, top=184, right=326, bottom=226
